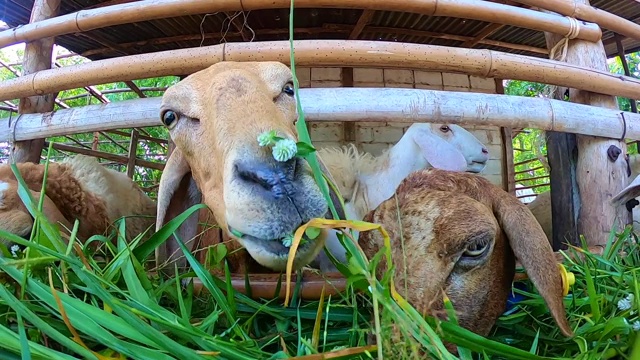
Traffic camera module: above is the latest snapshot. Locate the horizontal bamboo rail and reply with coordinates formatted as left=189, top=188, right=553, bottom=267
left=1, top=40, right=640, bottom=102
left=2, top=88, right=640, bottom=142
left=511, top=0, right=640, bottom=42
left=0, top=0, right=602, bottom=50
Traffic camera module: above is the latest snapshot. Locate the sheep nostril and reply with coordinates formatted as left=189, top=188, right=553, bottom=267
left=235, top=159, right=298, bottom=196
left=482, top=147, right=489, bottom=154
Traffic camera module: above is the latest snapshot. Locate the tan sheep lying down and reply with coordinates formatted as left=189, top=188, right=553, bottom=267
left=155, top=61, right=573, bottom=340
left=0, top=154, right=156, bottom=249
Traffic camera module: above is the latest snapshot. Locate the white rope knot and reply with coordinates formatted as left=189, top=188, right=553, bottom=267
left=547, top=16, right=581, bottom=98
left=549, top=16, right=581, bottom=62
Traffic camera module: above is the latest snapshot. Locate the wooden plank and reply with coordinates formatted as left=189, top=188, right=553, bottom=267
left=340, top=68, right=356, bottom=143
left=3, top=88, right=640, bottom=142
left=546, top=131, right=579, bottom=250
left=544, top=0, right=631, bottom=248
left=10, top=0, right=61, bottom=164
left=461, top=23, right=504, bottom=48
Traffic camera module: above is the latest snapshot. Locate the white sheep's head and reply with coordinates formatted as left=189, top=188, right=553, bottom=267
left=156, top=61, right=342, bottom=272
left=404, top=123, right=489, bottom=174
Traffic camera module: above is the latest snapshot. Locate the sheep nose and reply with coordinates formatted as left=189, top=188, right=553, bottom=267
left=482, top=147, right=489, bottom=154
left=234, top=158, right=298, bottom=198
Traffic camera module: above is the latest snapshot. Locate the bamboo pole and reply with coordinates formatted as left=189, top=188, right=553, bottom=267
left=0, top=0, right=603, bottom=50
left=10, top=0, right=61, bottom=164
left=2, top=88, right=640, bottom=142
left=544, top=0, right=630, bottom=249
left=2, top=40, right=640, bottom=103
left=511, top=0, right=640, bottom=43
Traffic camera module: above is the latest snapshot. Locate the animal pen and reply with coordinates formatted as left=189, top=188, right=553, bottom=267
left=1, top=0, right=640, bottom=358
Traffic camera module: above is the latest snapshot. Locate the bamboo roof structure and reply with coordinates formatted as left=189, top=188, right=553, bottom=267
left=3, top=0, right=640, bottom=61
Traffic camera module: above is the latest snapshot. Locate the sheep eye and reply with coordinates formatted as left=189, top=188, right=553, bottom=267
left=282, top=83, right=295, bottom=96
left=440, top=125, right=450, bottom=133
left=462, top=241, right=489, bottom=258
left=161, top=110, right=178, bottom=129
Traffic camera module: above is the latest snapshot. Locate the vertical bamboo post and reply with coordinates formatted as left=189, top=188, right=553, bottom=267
left=544, top=2, right=631, bottom=249
left=10, top=0, right=61, bottom=164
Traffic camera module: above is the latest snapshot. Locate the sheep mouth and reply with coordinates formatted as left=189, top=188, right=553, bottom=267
left=227, top=225, right=315, bottom=257
left=468, top=161, right=487, bottom=173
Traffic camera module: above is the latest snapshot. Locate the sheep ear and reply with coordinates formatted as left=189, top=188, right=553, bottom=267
left=611, top=174, right=640, bottom=207
left=156, top=148, right=202, bottom=270
left=492, top=188, right=574, bottom=338
left=411, top=131, right=468, bottom=172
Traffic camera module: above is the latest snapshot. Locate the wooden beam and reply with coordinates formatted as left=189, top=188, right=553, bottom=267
left=461, top=23, right=504, bottom=48
left=126, top=129, right=139, bottom=178
left=11, top=0, right=61, bottom=164
left=349, top=10, right=374, bottom=40
left=546, top=131, right=579, bottom=250
left=340, top=68, right=355, bottom=143
left=3, top=88, right=640, bottom=143
left=495, top=78, right=516, bottom=194
left=47, top=142, right=164, bottom=171
left=544, top=1, right=631, bottom=248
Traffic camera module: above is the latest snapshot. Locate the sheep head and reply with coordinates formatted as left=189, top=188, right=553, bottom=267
left=405, top=123, right=489, bottom=174
left=359, top=169, right=572, bottom=342
left=157, top=61, right=335, bottom=272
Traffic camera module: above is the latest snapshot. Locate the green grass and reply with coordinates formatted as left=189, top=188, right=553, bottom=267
left=0, top=2, right=639, bottom=358
left=1, top=151, right=640, bottom=359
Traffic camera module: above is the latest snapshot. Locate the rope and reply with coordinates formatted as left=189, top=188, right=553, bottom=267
left=8, top=110, right=23, bottom=162
left=546, top=17, right=581, bottom=99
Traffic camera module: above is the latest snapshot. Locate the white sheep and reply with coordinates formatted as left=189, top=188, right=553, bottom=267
left=0, top=154, right=156, bottom=248
left=310, top=122, right=490, bottom=271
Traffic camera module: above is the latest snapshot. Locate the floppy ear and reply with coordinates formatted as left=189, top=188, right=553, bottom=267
left=156, top=148, right=203, bottom=270
left=491, top=188, right=574, bottom=338
left=411, top=131, right=468, bottom=172
left=611, top=174, right=640, bottom=208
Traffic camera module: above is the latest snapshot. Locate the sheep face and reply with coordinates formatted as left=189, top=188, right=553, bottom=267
left=157, top=61, right=330, bottom=271
left=359, top=169, right=572, bottom=341
left=407, top=123, right=489, bottom=173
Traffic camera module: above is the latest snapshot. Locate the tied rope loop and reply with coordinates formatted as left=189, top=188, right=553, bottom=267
left=547, top=17, right=581, bottom=99
left=8, top=110, right=23, bottom=162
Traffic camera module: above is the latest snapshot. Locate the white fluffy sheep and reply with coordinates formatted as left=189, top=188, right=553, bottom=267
left=310, top=122, right=490, bottom=271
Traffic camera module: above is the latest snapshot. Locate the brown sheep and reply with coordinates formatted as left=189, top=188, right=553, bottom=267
left=359, top=168, right=573, bottom=343
left=0, top=155, right=156, bottom=250
left=155, top=61, right=344, bottom=273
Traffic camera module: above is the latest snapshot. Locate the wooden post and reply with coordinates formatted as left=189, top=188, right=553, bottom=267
left=10, top=0, right=61, bottom=164
left=341, top=68, right=356, bottom=144
left=495, top=78, right=516, bottom=194
left=126, top=129, right=139, bottom=178
left=544, top=2, right=631, bottom=248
